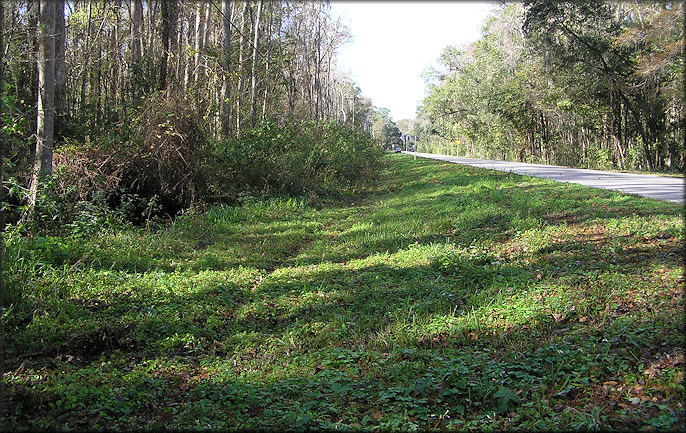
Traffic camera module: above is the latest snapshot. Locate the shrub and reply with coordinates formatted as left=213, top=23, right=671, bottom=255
left=54, top=92, right=206, bottom=219
left=203, top=120, right=383, bottom=202
left=124, top=93, right=205, bottom=212
left=46, top=113, right=379, bottom=228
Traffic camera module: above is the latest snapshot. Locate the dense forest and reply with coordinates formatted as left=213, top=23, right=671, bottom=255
left=416, top=1, right=684, bottom=172
left=1, top=1, right=683, bottom=234
left=1, top=0, right=389, bottom=233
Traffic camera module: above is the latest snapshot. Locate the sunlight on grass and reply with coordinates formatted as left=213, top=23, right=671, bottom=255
left=3, top=154, right=684, bottom=431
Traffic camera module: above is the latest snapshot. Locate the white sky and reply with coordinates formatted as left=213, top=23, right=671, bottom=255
left=329, top=1, right=499, bottom=122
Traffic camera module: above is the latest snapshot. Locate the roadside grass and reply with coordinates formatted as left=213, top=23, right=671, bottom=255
left=3, top=153, right=684, bottom=431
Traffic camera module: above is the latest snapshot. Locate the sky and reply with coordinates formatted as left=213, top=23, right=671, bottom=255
left=329, top=1, right=499, bottom=122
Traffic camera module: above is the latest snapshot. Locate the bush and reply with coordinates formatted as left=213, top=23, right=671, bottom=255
left=54, top=92, right=206, bottom=219
left=43, top=113, right=379, bottom=229
left=203, top=120, right=383, bottom=202
left=125, top=93, right=205, bottom=212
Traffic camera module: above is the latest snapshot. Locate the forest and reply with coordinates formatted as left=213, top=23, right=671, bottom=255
left=1, top=0, right=389, bottom=234
left=5, top=1, right=682, bottom=235
left=416, top=1, right=684, bottom=172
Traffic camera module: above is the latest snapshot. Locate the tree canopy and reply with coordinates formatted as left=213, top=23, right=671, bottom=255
left=1, top=0, right=386, bottom=229
left=416, top=2, right=684, bottom=171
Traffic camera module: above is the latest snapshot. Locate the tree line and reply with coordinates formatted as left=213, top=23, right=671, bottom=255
left=416, top=1, right=683, bottom=172
left=1, top=0, right=384, bottom=231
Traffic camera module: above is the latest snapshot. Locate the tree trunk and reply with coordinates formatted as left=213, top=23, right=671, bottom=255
left=315, top=2, right=322, bottom=119
left=193, top=3, right=205, bottom=83
left=220, top=0, right=232, bottom=137
left=259, top=1, right=273, bottom=121
left=130, top=0, right=143, bottom=101
left=160, top=0, right=169, bottom=90
left=112, top=1, right=123, bottom=107
left=28, top=0, right=56, bottom=214
left=80, top=0, right=93, bottom=111
left=131, top=0, right=143, bottom=62
left=54, top=0, right=66, bottom=134
left=1, top=0, right=5, bottom=294
left=160, top=0, right=178, bottom=91
left=95, top=16, right=102, bottom=126
left=0, top=0, right=4, bottom=119
left=146, top=1, right=157, bottom=58
left=249, top=0, right=263, bottom=126
left=202, top=4, right=212, bottom=50
left=236, top=1, right=250, bottom=136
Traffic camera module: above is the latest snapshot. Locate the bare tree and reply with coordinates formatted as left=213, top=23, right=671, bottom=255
left=0, top=0, right=4, bottom=313
left=54, top=0, right=66, bottom=124
left=193, top=2, right=206, bottom=83
left=235, top=0, right=250, bottom=135
left=160, top=0, right=178, bottom=91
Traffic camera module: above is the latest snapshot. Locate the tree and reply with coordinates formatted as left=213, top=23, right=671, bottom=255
left=1, top=0, right=5, bottom=308
left=372, top=108, right=401, bottom=149
left=54, top=0, right=66, bottom=133
left=2, top=0, right=381, bottom=227
left=220, top=0, right=232, bottom=137
left=418, top=2, right=683, bottom=170
left=130, top=0, right=143, bottom=103
left=28, top=0, right=56, bottom=214
left=250, top=0, right=263, bottom=126
left=522, top=0, right=682, bottom=170
left=159, top=0, right=178, bottom=91
left=396, top=118, right=415, bottom=135
left=617, top=2, right=684, bottom=169
left=382, top=121, right=402, bottom=149
left=131, top=0, right=143, bottom=63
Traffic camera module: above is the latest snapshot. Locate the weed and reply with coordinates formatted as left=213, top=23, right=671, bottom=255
left=2, top=154, right=684, bottom=431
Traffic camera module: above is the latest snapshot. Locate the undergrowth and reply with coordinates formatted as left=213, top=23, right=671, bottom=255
left=2, top=154, right=684, bottom=431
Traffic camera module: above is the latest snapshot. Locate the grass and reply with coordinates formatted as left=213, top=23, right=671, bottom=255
left=2, top=153, right=684, bottom=431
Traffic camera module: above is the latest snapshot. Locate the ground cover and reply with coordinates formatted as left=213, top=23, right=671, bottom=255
left=2, top=153, right=684, bottom=431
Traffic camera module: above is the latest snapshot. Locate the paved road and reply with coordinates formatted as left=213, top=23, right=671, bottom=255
left=408, top=152, right=684, bottom=204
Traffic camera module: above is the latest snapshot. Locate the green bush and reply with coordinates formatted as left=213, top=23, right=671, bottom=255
left=203, top=120, right=383, bottom=202
left=22, top=114, right=379, bottom=232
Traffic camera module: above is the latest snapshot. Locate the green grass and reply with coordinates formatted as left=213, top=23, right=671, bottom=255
left=3, top=153, right=684, bottom=431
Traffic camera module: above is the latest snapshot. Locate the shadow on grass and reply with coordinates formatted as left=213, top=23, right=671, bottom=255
left=7, top=222, right=681, bottom=364
left=5, top=239, right=683, bottom=430
left=64, top=155, right=682, bottom=276
left=4, top=155, right=684, bottom=430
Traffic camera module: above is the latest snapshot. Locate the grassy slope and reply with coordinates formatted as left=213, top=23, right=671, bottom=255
left=3, top=154, right=684, bottom=431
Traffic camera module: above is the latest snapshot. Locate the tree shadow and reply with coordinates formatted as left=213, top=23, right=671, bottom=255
left=6, top=232, right=682, bottom=429
left=5, top=157, right=683, bottom=429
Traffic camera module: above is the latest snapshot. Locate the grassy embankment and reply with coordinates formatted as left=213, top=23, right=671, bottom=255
left=3, top=153, right=684, bottom=431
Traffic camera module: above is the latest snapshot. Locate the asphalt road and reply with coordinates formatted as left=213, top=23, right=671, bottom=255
left=408, top=152, right=684, bottom=204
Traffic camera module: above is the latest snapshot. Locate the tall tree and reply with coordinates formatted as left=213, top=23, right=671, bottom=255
left=0, top=0, right=4, bottom=316
left=220, top=0, right=232, bottom=137
left=249, top=0, right=263, bottom=125
left=159, top=0, right=178, bottom=91
left=193, top=2, right=206, bottom=84
left=131, top=0, right=143, bottom=63
left=54, top=0, right=66, bottom=130
left=235, top=0, right=250, bottom=135
left=28, top=0, right=56, bottom=213
left=418, top=2, right=683, bottom=171
left=130, top=0, right=143, bottom=103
